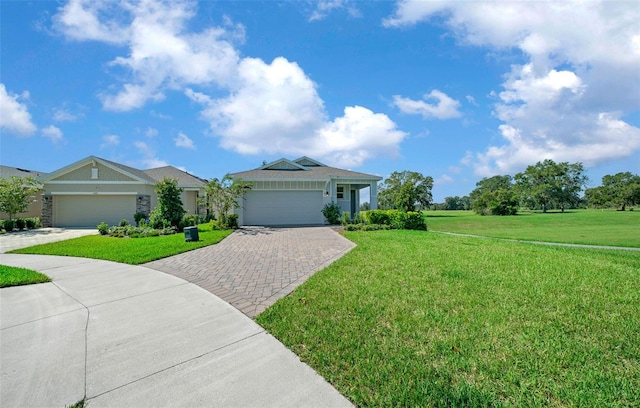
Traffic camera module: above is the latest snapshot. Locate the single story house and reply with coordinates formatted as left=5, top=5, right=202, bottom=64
left=230, top=156, right=381, bottom=226
left=0, top=165, right=48, bottom=219
left=39, top=156, right=205, bottom=227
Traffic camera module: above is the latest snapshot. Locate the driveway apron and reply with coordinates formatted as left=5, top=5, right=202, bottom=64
left=144, top=226, right=355, bottom=318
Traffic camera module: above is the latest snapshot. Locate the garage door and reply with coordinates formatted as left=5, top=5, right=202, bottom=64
left=243, top=191, right=324, bottom=226
left=54, top=195, right=136, bottom=227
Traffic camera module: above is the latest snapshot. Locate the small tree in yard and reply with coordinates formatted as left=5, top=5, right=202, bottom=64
left=0, top=176, right=41, bottom=220
left=202, top=175, right=251, bottom=228
left=151, top=177, right=185, bottom=228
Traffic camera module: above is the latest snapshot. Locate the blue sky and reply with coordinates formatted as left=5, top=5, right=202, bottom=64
left=1, top=0, right=639, bottom=202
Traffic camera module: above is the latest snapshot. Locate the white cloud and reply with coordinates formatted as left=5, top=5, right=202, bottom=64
left=314, top=106, right=407, bottom=167
left=41, top=125, right=63, bottom=143
left=52, top=107, right=82, bottom=122
left=53, top=0, right=130, bottom=44
left=448, top=165, right=462, bottom=175
left=101, top=134, right=120, bottom=148
left=393, top=90, right=462, bottom=119
left=435, top=174, right=454, bottom=186
left=134, top=141, right=169, bottom=168
left=55, top=0, right=406, bottom=167
left=309, top=0, right=360, bottom=22
left=55, top=0, right=242, bottom=111
left=385, top=0, right=640, bottom=175
left=0, top=83, right=37, bottom=136
left=465, top=95, right=478, bottom=106
left=145, top=127, right=158, bottom=138
left=189, top=57, right=406, bottom=167
left=174, top=131, right=195, bottom=149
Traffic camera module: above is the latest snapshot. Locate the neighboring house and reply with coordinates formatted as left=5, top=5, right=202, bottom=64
left=230, top=156, right=381, bottom=226
left=39, top=156, right=205, bottom=227
left=0, top=165, right=48, bottom=219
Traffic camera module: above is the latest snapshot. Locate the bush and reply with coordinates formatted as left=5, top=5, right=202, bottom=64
left=134, top=212, right=146, bottom=226
left=15, top=218, right=26, bottom=230
left=4, top=219, right=15, bottom=232
left=359, top=210, right=427, bottom=230
left=322, top=202, right=342, bottom=225
left=404, top=212, right=427, bottom=230
left=226, top=213, right=239, bottom=229
left=25, top=218, right=38, bottom=229
left=367, top=210, right=391, bottom=225
left=178, top=214, right=198, bottom=231
left=341, top=211, right=351, bottom=226
left=119, top=219, right=129, bottom=227
left=344, top=223, right=391, bottom=231
left=97, top=222, right=109, bottom=235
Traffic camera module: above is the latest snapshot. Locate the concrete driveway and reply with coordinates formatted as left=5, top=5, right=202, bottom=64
left=0, top=227, right=97, bottom=253
left=145, top=226, right=356, bottom=317
left=0, top=254, right=352, bottom=408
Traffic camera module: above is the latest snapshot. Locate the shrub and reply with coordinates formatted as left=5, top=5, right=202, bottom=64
left=359, top=210, right=426, bottom=230
left=322, top=202, right=342, bottom=225
left=134, top=212, right=146, bottom=226
left=25, top=218, right=37, bottom=229
left=178, top=214, right=198, bottom=231
left=367, top=210, right=391, bottom=226
left=4, top=219, right=15, bottom=232
left=404, top=211, right=427, bottom=230
left=160, top=226, right=177, bottom=235
left=15, top=218, right=26, bottom=230
left=341, top=211, right=351, bottom=226
left=97, top=222, right=109, bottom=235
left=226, top=213, right=239, bottom=229
left=119, top=219, right=129, bottom=227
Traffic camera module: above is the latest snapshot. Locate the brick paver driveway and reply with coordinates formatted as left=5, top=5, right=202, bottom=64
left=144, top=226, right=355, bottom=318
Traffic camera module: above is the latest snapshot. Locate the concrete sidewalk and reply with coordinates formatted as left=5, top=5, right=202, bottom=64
left=0, top=254, right=352, bottom=408
left=0, top=227, right=97, bottom=253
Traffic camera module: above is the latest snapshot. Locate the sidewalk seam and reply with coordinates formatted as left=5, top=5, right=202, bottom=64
left=53, top=281, right=90, bottom=403
left=85, top=329, right=266, bottom=401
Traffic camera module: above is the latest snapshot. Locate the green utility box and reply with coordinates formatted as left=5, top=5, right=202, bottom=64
left=184, top=226, right=199, bottom=242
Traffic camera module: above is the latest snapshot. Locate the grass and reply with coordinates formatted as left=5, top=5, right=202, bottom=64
left=425, top=209, right=640, bottom=248
left=257, top=230, right=640, bottom=407
left=8, top=223, right=233, bottom=265
left=0, top=264, right=51, bottom=287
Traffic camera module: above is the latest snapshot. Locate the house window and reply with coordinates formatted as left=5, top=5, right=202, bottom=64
left=91, top=168, right=98, bottom=179
left=337, top=186, right=344, bottom=199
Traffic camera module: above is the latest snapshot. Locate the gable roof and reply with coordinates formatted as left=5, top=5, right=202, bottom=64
left=40, top=156, right=205, bottom=188
left=230, top=157, right=381, bottom=181
left=0, top=165, right=47, bottom=179
left=259, top=158, right=309, bottom=171
left=144, top=166, right=206, bottom=187
left=40, top=156, right=155, bottom=183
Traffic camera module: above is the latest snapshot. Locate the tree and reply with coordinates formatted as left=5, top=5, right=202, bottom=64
left=151, top=177, right=185, bottom=228
left=202, top=175, right=251, bottom=226
left=378, top=171, right=433, bottom=212
left=469, top=175, right=517, bottom=215
left=584, top=172, right=640, bottom=210
left=515, top=160, right=587, bottom=212
left=0, top=176, right=41, bottom=220
left=359, top=202, right=370, bottom=211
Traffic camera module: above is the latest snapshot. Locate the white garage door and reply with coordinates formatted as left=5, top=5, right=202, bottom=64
left=54, top=195, right=136, bottom=227
left=243, top=191, right=324, bottom=226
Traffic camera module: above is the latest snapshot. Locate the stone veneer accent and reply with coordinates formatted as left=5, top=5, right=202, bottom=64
left=41, top=195, right=53, bottom=227
left=136, top=195, right=151, bottom=216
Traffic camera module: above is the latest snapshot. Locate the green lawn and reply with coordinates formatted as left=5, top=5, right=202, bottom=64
left=0, top=264, right=51, bottom=287
left=8, top=224, right=232, bottom=265
left=425, top=209, right=640, bottom=247
left=257, top=231, right=640, bottom=407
